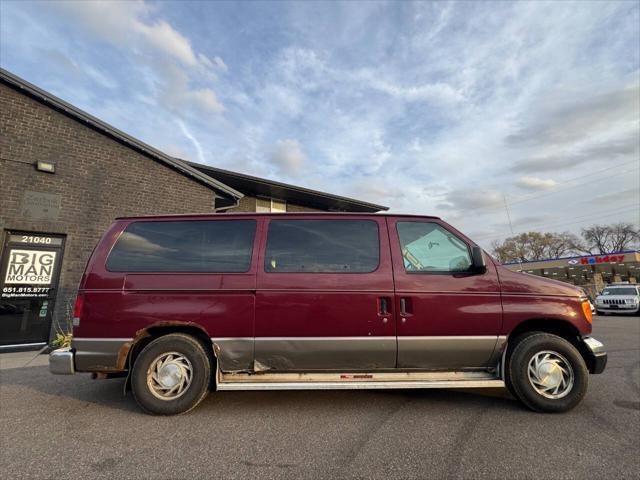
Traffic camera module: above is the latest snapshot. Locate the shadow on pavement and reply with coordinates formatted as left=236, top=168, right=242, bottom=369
left=1, top=364, right=523, bottom=415
left=0, top=366, right=140, bottom=413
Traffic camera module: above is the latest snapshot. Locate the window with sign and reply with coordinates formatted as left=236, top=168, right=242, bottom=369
left=397, top=222, right=472, bottom=273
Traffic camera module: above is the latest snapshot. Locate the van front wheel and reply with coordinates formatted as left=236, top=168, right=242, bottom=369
left=131, top=333, right=211, bottom=415
left=507, top=333, right=588, bottom=413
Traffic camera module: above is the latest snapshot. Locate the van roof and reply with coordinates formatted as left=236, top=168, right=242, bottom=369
left=115, top=212, right=441, bottom=221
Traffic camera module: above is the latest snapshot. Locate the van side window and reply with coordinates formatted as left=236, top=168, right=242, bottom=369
left=265, top=220, right=379, bottom=273
left=397, top=222, right=472, bottom=273
left=106, top=220, right=256, bottom=273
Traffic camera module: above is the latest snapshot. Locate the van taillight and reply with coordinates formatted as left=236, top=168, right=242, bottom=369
left=72, top=293, right=84, bottom=328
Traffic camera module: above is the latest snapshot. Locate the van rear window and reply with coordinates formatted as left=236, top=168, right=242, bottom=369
left=265, top=219, right=379, bottom=273
left=106, top=220, right=256, bottom=273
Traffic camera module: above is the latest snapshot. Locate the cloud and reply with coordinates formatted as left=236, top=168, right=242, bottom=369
left=349, top=179, right=406, bottom=202
left=510, top=215, right=554, bottom=228
left=506, top=84, right=639, bottom=173
left=50, top=0, right=226, bottom=115
left=3, top=0, right=638, bottom=249
left=351, top=69, right=464, bottom=105
left=188, top=89, right=225, bottom=114
left=36, top=47, right=117, bottom=89
left=270, top=139, right=307, bottom=176
left=505, top=85, right=639, bottom=148
left=52, top=1, right=212, bottom=69
left=591, top=187, right=640, bottom=206
left=516, top=176, right=558, bottom=190
left=135, top=20, right=200, bottom=67
left=177, top=119, right=205, bottom=163
left=438, top=188, right=504, bottom=211
left=511, top=132, right=639, bottom=173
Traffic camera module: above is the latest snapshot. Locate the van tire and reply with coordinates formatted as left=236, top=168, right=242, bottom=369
left=504, top=332, right=539, bottom=398
left=507, top=332, right=588, bottom=413
left=131, top=333, right=211, bottom=415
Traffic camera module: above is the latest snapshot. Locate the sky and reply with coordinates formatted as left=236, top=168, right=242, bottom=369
left=1, top=0, right=638, bottom=249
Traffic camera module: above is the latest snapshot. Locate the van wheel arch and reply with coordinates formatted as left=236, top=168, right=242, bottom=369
left=503, top=318, right=591, bottom=389
left=123, top=323, right=216, bottom=391
left=507, top=319, right=582, bottom=349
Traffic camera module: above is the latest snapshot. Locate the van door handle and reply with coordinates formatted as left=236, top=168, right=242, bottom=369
left=400, top=297, right=411, bottom=316
left=378, top=297, right=389, bottom=315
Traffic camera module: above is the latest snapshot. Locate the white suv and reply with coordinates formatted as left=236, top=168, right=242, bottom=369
left=595, top=285, right=640, bottom=315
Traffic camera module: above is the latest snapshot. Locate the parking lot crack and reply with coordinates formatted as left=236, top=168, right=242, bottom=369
left=340, top=397, right=409, bottom=468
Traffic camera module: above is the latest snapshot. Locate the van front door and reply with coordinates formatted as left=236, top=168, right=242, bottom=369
left=255, top=216, right=396, bottom=371
left=388, top=218, right=502, bottom=369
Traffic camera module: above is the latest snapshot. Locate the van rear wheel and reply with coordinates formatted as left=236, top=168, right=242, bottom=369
left=131, top=333, right=211, bottom=415
left=507, top=332, right=588, bottom=413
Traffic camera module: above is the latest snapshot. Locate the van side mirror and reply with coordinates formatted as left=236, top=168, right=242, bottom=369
left=471, top=246, right=486, bottom=273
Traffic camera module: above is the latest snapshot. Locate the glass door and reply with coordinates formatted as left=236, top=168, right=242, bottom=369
left=0, top=232, right=65, bottom=348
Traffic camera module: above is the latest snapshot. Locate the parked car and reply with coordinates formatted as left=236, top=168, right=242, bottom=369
left=595, top=285, right=640, bottom=315
left=50, top=213, right=607, bottom=415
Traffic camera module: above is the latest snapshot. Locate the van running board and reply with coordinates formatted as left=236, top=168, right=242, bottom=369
left=216, top=370, right=504, bottom=391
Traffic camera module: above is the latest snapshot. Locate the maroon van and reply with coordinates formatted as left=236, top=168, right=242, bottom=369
left=50, top=213, right=606, bottom=415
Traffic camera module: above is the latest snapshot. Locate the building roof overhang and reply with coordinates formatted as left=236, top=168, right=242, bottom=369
left=187, top=161, right=389, bottom=213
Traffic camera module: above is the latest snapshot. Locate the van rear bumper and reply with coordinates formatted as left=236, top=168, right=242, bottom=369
left=49, top=347, right=75, bottom=375
left=49, top=338, right=128, bottom=374
left=73, top=338, right=128, bottom=371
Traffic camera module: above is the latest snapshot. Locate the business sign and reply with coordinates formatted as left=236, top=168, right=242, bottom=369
left=568, top=254, right=626, bottom=265
left=21, top=191, right=62, bottom=221
left=1, top=249, right=57, bottom=298
left=8, top=234, right=63, bottom=247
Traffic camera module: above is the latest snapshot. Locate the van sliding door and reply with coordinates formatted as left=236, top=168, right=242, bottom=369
left=255, top=216, right=396, bottom=371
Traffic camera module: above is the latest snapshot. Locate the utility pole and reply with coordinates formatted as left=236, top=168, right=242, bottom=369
left=503, top=194, right=524, bottom=271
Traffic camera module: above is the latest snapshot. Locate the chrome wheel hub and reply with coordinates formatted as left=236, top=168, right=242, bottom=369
left=527, top=350, right=574, bottom=399
left=147, top=352, right=193, bottom=401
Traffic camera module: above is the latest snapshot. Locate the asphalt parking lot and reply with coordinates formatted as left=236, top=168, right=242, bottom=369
left=1, top=315, right=638, bottom=480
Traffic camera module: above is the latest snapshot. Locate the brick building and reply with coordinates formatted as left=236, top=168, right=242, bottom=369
left=0, top=68, right=386, bottom=349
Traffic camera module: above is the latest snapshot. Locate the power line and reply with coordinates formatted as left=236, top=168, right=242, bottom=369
left=475, top=203, right=639, bottom=239
left=473, top=206, right=639, bottom=241
left=478, top=206, right=639, bottom=239
left=508, top=168, right=639, bottom=207
left=514, top=159, right=638, bottom=190
left=464, top=162, right=639, bottom=212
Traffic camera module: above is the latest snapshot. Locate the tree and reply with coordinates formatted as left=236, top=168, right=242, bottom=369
left=546, top=232, right=578, bottom=259
left=491, top=231, right=579, bottom=263
left=491, top=223, right=639, bottom=263
left=575, top=223, right=639, bottom=254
